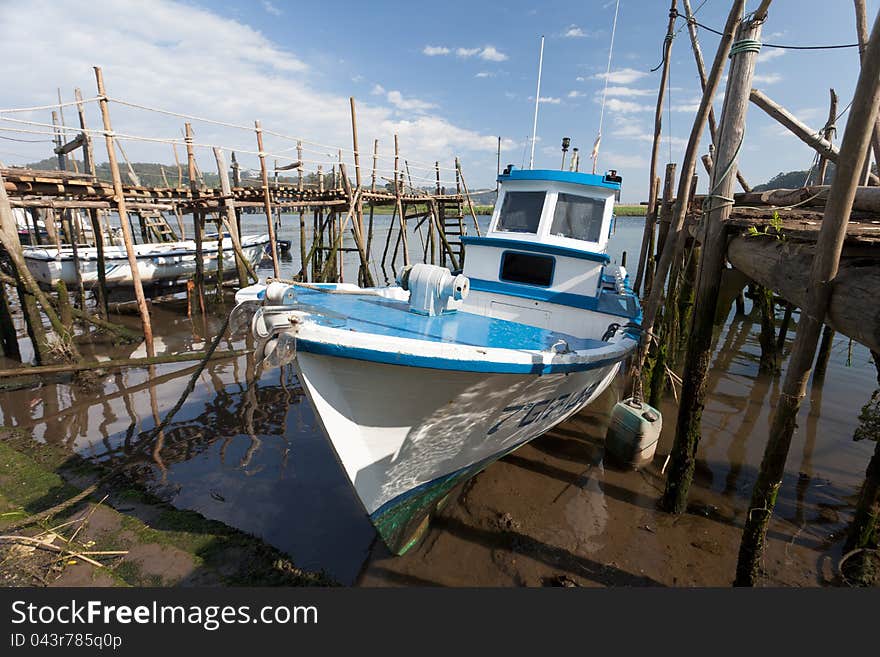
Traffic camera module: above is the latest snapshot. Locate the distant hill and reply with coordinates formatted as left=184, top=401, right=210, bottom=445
left=751, top=165, right=835, bottom=192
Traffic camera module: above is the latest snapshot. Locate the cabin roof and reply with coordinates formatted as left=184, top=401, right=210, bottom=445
left=497, top=167, right=621, bottom=191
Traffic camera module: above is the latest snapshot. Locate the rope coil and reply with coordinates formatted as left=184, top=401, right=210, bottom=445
left=729, top=39, right=762, bottom=57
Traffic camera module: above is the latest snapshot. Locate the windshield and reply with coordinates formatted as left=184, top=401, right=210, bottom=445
left=496, top=191, right=546, bottom=233
left=549, top=193, right=606, bottom=242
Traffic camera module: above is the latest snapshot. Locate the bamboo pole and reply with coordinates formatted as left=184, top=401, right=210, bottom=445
left=184, top=123, right=206, bottom=315
left=94, top=67, right=154, bottom=357
left=0, top=280, right=21, bottom=361
left=734, top=8, right=880, bottom=586
left=636, top=0, right=744, bottom=374
left=661, top=6, right=763, bottom=515
left=255, top=121, right=281, bottom=278
left=213, top=147, right=250, bottom=287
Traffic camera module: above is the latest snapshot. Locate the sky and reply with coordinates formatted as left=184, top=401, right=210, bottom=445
left=0, top=0, right=877, bottom=202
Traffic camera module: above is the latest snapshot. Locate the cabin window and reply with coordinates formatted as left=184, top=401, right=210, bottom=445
left=499, top=251, right=554, bottom=287
left=549, top=193, right=606, bottom=242
left=496, top=191, right=546, bottom=234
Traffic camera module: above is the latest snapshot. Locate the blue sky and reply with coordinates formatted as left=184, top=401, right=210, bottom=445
left=0, top=0, right=877, bottom=201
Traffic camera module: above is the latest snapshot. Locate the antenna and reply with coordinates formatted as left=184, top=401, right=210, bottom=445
left=529, top=35, right=545, bottom=169
left=593, top=0, right=621, bottom=174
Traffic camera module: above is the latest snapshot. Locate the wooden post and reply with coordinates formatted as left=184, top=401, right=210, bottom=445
left=642, top=0, right=678, bottom=286
left=0, top=280, right=21, bottom=361
left=655, top=163, right=677, bottom=259
left=184, top=123, right=206, bottom=314
left=776, top=301, right=794, bottom=351
left=51, top=111, right=87, bottom=315
left=456, top=158, right=482, bottom=237
left=661, top=4, right=763, bottom=514
left=297, top=141, right=307, bottom=280
left=817, top=89, right=838, bottom=185
left=682, top=0, right=751, bottom=192
left=94, top=67, right=154, bottom=357
left=393, top=134, right=410, bottom=266
left=734, top=7, right=880, bottom=586
left=634, top=175, right=660, bottom=294
left=854, top=0, right=880, bottom=186
left=213, top=148, right=250, bottom=287
left=636, top=0, right=744, bottom=371
left=75, top=87, right=109, bottom=318
left=755, top=285, right=780, bottom=373
left=255, top=120, right=281, bottom=278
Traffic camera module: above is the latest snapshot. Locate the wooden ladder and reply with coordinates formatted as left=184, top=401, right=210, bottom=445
left=141, top=210, right=179, bottom=242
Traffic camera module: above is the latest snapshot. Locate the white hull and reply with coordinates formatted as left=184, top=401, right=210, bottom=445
left=294, top=349, right=620, bottom=544
left=22, top=235, right=269, bottom=287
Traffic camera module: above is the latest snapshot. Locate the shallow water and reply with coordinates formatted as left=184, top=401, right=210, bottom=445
left=1, top=215, right=877, bottom=585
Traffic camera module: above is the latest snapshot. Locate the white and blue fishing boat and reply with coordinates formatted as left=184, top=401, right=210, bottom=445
left=231, top=166, right=642, bottom=553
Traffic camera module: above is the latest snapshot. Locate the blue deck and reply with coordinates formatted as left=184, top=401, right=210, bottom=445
left=293, top=287, right=605, bottom=353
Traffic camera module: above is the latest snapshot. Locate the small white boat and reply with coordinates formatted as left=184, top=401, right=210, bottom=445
left=232, top=167, right=641, bottom=553
left=22, top=234, right=270, bottom=288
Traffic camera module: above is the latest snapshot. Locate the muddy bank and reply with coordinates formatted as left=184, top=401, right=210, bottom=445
left=0, top=427, right=336, bottom=587
left=360, top=312, right=879, bottom=587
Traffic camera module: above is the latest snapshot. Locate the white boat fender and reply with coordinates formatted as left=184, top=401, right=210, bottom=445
left=605, top=397, right=662, bottom=469
left=397, top=263, right=469, bottom=316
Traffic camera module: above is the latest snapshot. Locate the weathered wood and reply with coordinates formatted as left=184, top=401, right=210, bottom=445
left=213, top=147, right=249, bottom=287
left=726, top=237, right=880, bottom=355
left=184, top=123, right=206, bottom=315
left=255, top=120, right=281, bottom=278
left=817, top=89, right=838, bottom=185
left=750, top=88, right=880, bottom=185
left=854, top=0, right=880, bottom=186
left=634, top=175, right=660, bottom=293
left=682, top=0, right=751, bottom=193
left=637, top=0, right=744, bottom=371
left=95, top=67, right=154, bottom=357
left=733, top=185, right=880, bottom=213
left=646, top=0, right=678, bottom=266
left=735, top=8, right=880, bottom=586
left=662, top=6, right=761, bottom=515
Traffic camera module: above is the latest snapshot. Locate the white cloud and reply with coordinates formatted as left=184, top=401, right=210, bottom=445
left=371, top=84, right=386, bottom=95
left=600, top=151, right=648, bottom=169
left=604, top=98, right=651, bottom=113
left=567, top=90, right=585, bottom=98
left=753, top=73, right=782, bottom=84
left=455, top=46, right=508, bottom=62
left=386, top=90, right=436, bottom=113
left=595, top=68, right=648, bottom=85
left=423, top=45, right=450, bottom=56
left=0, top=0, right=501, bottom=183
left=564, top=25, right=587, bottom=38
left=479, top=46, right=508, bottom=62
left=475, top=71, right=494, bottom=78
left=575, top=76, right=586, bottom=82
left=604, top=86, right=653, bottom=97
left=757, top=48, right=785, bottom=63
left=261, top=0, right=281, bottom=16
left=535, top=96, right=561, bottom=104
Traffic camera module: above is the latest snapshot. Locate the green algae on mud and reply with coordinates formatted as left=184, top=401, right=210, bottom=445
left=0, top=427, right=337, bottom=587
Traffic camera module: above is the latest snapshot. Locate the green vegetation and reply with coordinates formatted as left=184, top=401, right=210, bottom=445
left=0, top=428, right=336, bottom=586
left=615, top=204, right=647, bottom=217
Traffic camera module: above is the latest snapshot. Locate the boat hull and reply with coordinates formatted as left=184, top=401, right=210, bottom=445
left=21, top=235, right=269, bottom=288
left=294, top=349, right=621, bottom=554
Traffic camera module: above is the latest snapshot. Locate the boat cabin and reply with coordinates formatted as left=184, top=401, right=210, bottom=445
left=460, top=167, right=638, bottom=337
